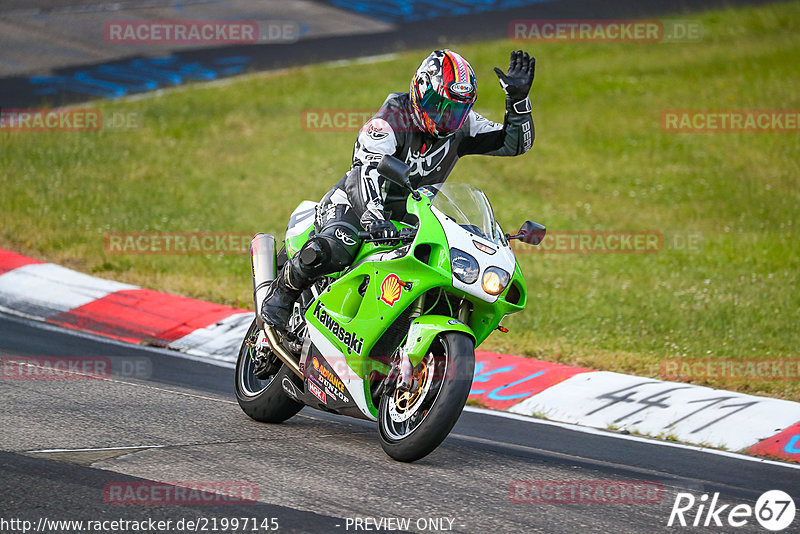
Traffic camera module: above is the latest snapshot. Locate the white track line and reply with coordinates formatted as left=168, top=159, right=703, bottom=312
left=463, top=406, right=800, bottom=471
left=28, top=445, right=165, bottom=453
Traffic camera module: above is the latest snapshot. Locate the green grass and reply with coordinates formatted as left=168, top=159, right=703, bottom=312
left=1, top=2, right=798, bottom=400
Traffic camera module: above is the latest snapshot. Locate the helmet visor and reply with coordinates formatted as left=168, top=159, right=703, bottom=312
left=419, top=87, right=473, bottom=135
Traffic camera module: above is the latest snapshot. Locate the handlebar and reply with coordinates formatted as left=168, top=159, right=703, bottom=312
left=358, top=227, right=418, bottom=244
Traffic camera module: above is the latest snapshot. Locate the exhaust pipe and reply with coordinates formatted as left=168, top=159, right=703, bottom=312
left=264, top=325, right=303, bottom=379
left=250, top=234, right=303, bottom=380
left=250, top=233, right=276, bottom=331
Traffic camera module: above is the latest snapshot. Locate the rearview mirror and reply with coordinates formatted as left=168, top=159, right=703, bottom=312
left=509, top=221, right=546, bottom=245
left=377, top=155, right=420, bottom=199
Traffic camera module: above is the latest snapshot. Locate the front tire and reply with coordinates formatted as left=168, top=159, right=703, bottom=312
left=378, top=332, right=475, bottom=462
left=235, top=319, right=303, bottom=423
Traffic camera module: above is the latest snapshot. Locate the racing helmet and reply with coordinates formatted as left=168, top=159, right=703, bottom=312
left=410, top=49, right=477, bottom=138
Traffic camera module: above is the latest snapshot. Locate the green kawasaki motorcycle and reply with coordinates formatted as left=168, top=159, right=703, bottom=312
left=235, top=156, right=544, bottom=462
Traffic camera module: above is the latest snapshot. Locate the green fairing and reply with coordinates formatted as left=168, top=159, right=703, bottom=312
left=404, top=315, right=475, bottom=364
left=285, top=224, right=314, bottom=258
left=288, top=192, right=528, bottom=417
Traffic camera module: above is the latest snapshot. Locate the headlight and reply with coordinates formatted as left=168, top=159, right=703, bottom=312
left=482, top=267, right=510, bottom=296
left=450, top=248, right=479, bottom=284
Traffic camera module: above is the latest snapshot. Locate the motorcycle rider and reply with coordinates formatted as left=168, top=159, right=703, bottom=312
left=262, top=49, right=535, bottom=332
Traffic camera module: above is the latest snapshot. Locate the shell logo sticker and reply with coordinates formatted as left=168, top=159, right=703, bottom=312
left=380, top=273, right=402, bottom=306
left=312, top=357, right=320, bottom=370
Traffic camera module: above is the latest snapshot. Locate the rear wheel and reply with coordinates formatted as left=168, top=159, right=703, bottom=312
left=378, top=332, right=475, bottom=462
left=235, top=319, right=303, bottom=423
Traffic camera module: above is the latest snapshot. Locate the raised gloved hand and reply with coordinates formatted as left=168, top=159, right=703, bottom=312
left=494, top=50, right=535, bottom=111
left=365, top=219, right=399, bottom=244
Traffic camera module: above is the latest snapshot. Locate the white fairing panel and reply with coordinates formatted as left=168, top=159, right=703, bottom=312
left=306, top=324, right=375, bottom=421
left=432, top=206, right=516, bottom=303
left=286, top=200, right=318, bottom=239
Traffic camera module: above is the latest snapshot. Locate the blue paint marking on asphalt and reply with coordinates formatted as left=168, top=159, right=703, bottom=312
left=487, top=370, right=546, bottom=400
left=30, top=55, right=251, bottom=100
left=785, top=435, right=800, bottom=454
left=470, top=361, right=547, bottom=400
left=29, top=74, right=127, bottom=99
left=94, top=66, right=160, bottom=91
left=324, top=0, right=555, bottom=23
left=470, top=361, right=516, bottom=395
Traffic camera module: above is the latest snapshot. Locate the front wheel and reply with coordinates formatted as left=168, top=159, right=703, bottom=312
left=378, top=332, right=475, bottom=462
left=235, top=319, right=303, bottom=423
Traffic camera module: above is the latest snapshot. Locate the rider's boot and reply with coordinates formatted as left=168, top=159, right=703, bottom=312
left=260, top=260, right=310, bottom=333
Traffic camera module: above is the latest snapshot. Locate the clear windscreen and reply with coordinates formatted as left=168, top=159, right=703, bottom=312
left=427, top=183, right=500, bottom=243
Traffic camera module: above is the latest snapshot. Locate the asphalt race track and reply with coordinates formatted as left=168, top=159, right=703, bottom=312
left=1, top=312, right=797, bottom=533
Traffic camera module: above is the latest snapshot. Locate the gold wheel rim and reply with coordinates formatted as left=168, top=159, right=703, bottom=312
left=392, top=356, right=432, bottom=415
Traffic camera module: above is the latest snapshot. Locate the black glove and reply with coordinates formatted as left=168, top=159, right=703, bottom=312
left=494, top=50, right=535, bottom=110
left=365, top=219, right=399, bottom=244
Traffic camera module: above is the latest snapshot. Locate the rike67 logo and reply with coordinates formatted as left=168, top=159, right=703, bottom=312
left=668, top=490, right=795, bottom=531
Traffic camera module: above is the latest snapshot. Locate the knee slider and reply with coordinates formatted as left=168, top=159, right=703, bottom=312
left=298, top=239, right=329, bottom=268
left=318, top=231, right=357, bottom=270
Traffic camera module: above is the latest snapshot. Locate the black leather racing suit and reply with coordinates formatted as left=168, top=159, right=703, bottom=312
left=292, top=91, right=534, bottom=283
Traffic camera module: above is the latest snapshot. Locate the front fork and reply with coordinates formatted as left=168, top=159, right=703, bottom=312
left=374, top=295, right=476, bottom=401
left=378, top=294, right=426, bottom=398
